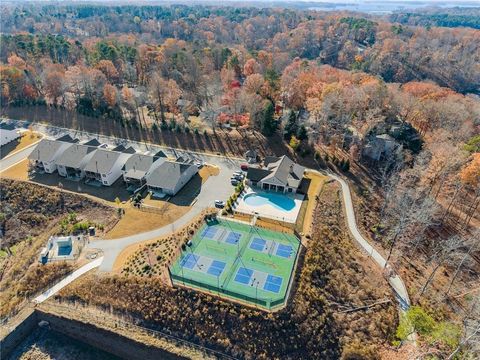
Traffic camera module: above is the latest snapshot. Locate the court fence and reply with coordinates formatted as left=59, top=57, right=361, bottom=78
left=170, top=271, right=286, bottom=310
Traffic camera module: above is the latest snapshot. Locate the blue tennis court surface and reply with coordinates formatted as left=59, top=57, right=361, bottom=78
left=207, top=260, right=226, bottom=276
left=225, top=231, right=241, bottom=244
left=264, top=274, right=283, bottom=293
left=235, top=267, right=253, bottom=285
left=202, top=227, right=218, bottom=239
left=250, top=238, right=266, bottom=252
left=276, top=244, right=293, bottom=258
left=180, top=253, right=199, bottom=269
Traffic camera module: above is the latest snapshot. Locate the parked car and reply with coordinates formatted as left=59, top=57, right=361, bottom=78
left=231, top=179, right=239, bottom=186
left=233, top=173, right=244, bottom=181
left=240, top=164, right=249, bottom=171
left=214, top=200, right=225, bottom=208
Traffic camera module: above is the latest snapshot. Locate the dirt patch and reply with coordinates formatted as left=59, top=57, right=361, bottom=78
left=6, top=326, right=121, bottom=360
left=104, top=205, right=190, bottom=240
left=198, top=165, right=219, bottom=184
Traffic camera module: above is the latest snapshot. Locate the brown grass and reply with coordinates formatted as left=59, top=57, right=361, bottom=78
left=15, top=131, right=42, bottom=150
left=232, top=212, right=253, bottom=223
left=300, top=171, right=328, bottom=236
left=255, top=218, right=295, bottom=233
left=104, top=204, right=191, bottom=239
left=0, top=158, right=29, bottom=181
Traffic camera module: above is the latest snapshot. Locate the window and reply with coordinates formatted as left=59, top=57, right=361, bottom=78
left=102, top=174, right=106, bottom=178
left=103, top=181, right=108, bottom=185
left=288, top=188, right=293, bottom=193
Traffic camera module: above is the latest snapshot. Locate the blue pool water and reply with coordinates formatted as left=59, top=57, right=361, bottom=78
left=243, top=192, right=296, bottom=211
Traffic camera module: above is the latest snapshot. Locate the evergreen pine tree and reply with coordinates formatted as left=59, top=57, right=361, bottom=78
left=261, top=101, right=276, bottom=136
left=284, top=110, right=298, bottom=140
left=297, top=125, right=308, bottom=141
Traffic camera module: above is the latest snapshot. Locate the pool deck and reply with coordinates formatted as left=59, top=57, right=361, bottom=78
left=234, top=187, right=304, bottom=223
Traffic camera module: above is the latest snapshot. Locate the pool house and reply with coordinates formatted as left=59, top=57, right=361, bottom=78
left=246, top=155, right=305, bottom=194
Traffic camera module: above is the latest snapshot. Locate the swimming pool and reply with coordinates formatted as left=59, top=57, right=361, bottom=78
left=243, top=192, right=296, bottom=211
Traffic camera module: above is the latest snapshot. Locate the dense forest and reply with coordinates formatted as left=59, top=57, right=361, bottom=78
left=0, top=4, right=479, bottom=94
left=390, top=7, right=480, bottom=29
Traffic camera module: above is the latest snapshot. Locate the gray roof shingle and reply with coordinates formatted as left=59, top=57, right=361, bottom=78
left=123, top=154, right=166, bottom=180
left=28, top=139, right=71, bottom=162
left=84, top=149, right=124, bottom=174
left=250, top=155, right=305, bottom=188
left=56, top=144, right=97, bottom=169
left=146, top=161, right=196, bottom=189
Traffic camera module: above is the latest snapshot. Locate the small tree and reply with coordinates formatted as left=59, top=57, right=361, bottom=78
left=169, top=118, right=176, bottom=131
left=296, top=125, right=308, bottom=141
left=289, top=135, right=300, bottom=151
left=261, top=101, right=276, bottom=136
left=283, top=110, right=298, bottom=140
left=160, top=120, right=168, bottom=131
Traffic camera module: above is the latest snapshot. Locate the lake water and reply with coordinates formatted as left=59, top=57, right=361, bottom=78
left=309, top=1, right=479, bottom=14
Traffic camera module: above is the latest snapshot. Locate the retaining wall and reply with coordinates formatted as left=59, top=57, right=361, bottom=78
left=1, top=309, right=185, bottom=360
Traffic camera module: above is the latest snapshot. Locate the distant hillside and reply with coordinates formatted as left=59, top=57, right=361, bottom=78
left=390, top=7, right=480, bottom=29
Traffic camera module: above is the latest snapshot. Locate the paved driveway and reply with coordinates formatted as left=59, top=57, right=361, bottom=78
left=88, top=165, right=237, bottom=271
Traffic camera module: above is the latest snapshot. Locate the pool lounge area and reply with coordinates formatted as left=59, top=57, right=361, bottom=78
left=234, top=188, right=304, bottom=223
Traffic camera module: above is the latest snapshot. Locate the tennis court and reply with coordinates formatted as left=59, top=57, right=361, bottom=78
left=170, top=218, right=300, bottom=310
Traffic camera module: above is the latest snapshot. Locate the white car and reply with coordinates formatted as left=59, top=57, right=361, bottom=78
left=214, top=200, right=226, bottom=208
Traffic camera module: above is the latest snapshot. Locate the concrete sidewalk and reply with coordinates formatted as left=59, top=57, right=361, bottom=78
left=33, top=257, right=104, bottom=304
left=324, top=171, right=411, bottom=310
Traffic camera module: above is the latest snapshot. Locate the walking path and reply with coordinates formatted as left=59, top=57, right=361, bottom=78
left=88, top=208, right=205, bottom=271
left=33, top=257, right=104, bottom=304
left=325, top=171, right=411, bottom=311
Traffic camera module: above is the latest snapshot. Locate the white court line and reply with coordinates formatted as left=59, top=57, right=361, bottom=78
left=33, top=256, right=104, bottom=304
